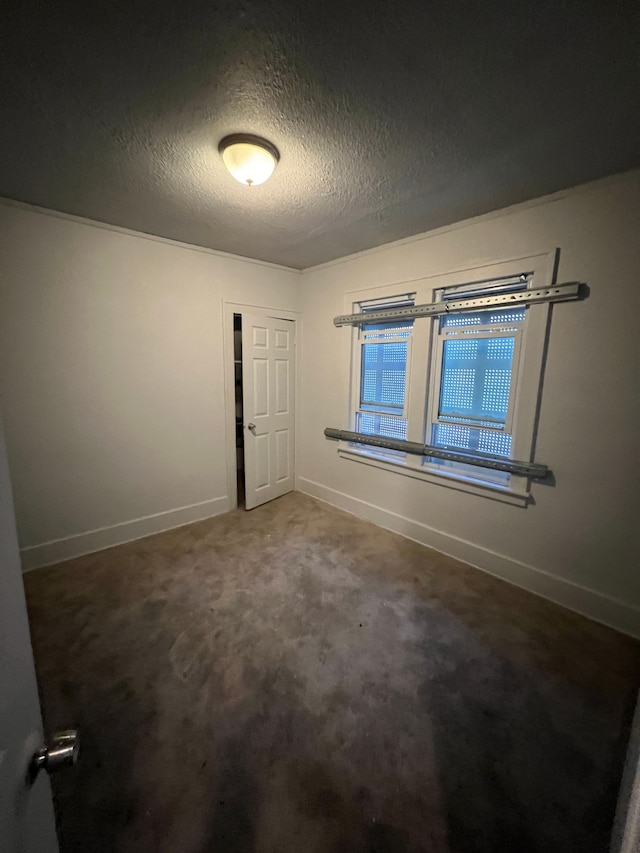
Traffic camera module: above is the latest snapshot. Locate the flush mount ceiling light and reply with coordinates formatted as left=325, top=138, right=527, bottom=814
left=218, top=134, right=280, bottom=186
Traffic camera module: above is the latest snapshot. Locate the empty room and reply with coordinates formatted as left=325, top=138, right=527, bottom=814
left=1, top=1, right=639, bottom=851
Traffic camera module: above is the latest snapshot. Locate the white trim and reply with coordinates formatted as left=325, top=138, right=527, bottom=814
left=296, top=477, right=640, bottom=639
left=0, top=196, right=299, bottom=273
left=301, top=169, right=639, bottom=274
left=20, top=496, right=231, bottom=572
left=337, top=448, right=529, bottom=506
left=222, top=301, right=301, bottom=511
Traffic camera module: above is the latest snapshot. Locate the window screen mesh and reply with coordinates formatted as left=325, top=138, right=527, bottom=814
left=446, top=340, right=478, bottom=359
left=356, top=308, right=413, bottom=443
left=439, top=335, right=516, bottom=425
left=362, top=320, right=413, bottom=340
left=487, top=338, right=514, bottom=359
left=358, top=413, right=408, bottom=441
left=442, top=307, right=525, bottom=327
left=481, top=370, right=511, bottom=414
left=429, top=293, right=524, bottom=472
left=432, top=423, right=512, bottom=457
left=441, top=368, right=475, bottom=409
left=477, top=430, right=512, bottom=456
left=361, top=342, right=408, bottom=409
left=434, top=423, right=471, bottom=448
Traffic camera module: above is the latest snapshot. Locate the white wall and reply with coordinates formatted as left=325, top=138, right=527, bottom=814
left=0, top=202, right=300, bottom=568
left=2, top=175, right=639, bottom=636
left=298, top=171, right=640, bottom=637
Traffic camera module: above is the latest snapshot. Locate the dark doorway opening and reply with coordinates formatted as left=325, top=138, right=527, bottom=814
left=234, top=313, right=245, bottom=508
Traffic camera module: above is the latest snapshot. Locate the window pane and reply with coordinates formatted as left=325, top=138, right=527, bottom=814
left=481, top=369, right=511, bottom=415
left=441, top=307, right=525, bottom=327
left=358, top=413, right=408, bottom=441
left=429, top=423, right=512, bottom=485
left=361, top=341, right=408, bottom=409
left=487, top=338, right=515, bottom=359
left=477, top=430, right=512, bottom=456
left=424, top=280, right=529, bottom=487
left=355, top=302, right=413, bottom=445
left=438, top=336, right=515, bottom=426
left=432, top=423, right=512, bottom=457
left=362, top=319, right=413, bottom=340
left=441, top=367, right=475, bottom=410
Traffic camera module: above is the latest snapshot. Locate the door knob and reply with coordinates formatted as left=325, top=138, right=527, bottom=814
left=31, top=730, right=80, bottom=778
left=247, top=423, right=256, bottom=433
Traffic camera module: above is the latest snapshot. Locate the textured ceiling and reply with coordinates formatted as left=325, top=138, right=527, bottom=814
left=1, top=0, right=638, bottom=269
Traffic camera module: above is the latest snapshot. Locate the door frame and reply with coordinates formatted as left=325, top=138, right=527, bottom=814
left=222, top=301, right=301, bottom=510
left=611, top=690, right=640, bottom=853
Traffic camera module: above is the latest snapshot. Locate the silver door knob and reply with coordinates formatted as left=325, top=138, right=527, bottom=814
left=247, top=423, right=256, bottom=433
left=31, top=730, right=80, bottom=777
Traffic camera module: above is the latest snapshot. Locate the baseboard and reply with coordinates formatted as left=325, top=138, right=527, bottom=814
left=297, top=477, right=640, bottom=639
left=20, top=496, right=232, bottom=572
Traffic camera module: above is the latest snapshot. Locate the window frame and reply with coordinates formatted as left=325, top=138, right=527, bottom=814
left=350, top=293, right=416, bottom=458
left=424, top=278, right=528, bottom=488
left=340, top=252, right=556, bottom=505
left=429, top=308, right=524, bottom=436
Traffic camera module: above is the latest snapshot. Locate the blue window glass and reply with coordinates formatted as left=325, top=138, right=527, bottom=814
left=431, top=422, right=512, bottom=458
left=359, top=318, right=413, bottom=415
left=361, top=341, right=408, bottom=410
left=358, top=412, right=408, bottom=442
left=355, top=311, right=413, bottom=449
left=438, top=336, right=515, bottom=427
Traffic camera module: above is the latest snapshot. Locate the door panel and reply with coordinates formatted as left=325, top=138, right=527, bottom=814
left=274, top=328, right=290, bottom=350
left=275, top=360, right=289, bottom=414
left=253, top=359, right=269, bottom=416
left=275, top=429, right=290, bottom=482
left=0, top=415, right=59, bottom=853
left=242, top=313, right=295, bottom=510
left=252, top=324, right=268, bottom=348
left=254, top=433, right=270, bottom=490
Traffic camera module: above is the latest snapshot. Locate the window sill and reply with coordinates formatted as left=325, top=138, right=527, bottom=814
left=337, top=446, right=530, bottom=507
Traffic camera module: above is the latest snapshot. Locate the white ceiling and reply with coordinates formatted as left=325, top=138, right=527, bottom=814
left=1, top=0, right=638, bottom=269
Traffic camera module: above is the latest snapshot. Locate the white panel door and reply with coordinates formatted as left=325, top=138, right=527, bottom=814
left=0, top=414, right=59, bottom=853
left=242, top=313, right=295, bottom=510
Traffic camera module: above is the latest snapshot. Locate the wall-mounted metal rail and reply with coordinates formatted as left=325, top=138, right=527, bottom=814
left=324, top=427, right=549, bottom=479
left=333, top=281, right=582, bottom=327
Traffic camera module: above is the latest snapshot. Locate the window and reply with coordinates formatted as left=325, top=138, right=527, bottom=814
left=353, top=296, right=414, bottom=452
left=425, top=278, right=527, bottom=486
left=343, top=253, right=556, bottom=503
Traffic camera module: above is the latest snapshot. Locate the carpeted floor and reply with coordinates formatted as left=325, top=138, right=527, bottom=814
left=24, top=492, right=640, bottom=853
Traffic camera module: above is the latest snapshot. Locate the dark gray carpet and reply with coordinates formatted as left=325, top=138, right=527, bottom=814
left=24, top=492, right=640, bottom=852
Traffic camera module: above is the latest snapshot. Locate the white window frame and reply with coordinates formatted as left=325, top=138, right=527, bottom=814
left=424, top=277, right=526, bottom=487
left=339, top=251, right=556, bottom=506
left=350, top=293, right=415, bottom=458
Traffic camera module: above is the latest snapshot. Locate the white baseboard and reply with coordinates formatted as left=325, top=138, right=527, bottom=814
left=20, top=496, right=232, bottom=572
left=297, top=477, right=640, bottom=639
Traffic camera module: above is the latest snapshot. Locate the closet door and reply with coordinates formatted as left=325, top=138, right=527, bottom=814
left=242, top=313, right=295, bottom=510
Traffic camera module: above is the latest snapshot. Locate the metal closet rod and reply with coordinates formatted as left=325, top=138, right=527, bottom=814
left=324, top=428, right=549, bottom=479
left=333, top=281, right=583, bottom=326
